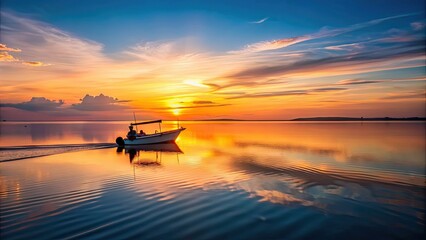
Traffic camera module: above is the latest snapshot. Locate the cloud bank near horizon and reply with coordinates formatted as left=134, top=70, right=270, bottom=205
left=1, top=94, right=129, bottom=113
left=0, top=97, right=64, bottom=112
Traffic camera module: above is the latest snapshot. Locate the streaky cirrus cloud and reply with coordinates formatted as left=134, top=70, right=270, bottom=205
left=208, top=77, right=289, bottom=92
left=0, top=51, right=19, bottom=62
left=411, top=21, right=425, bottom=31
left=0, top=42, right=49, bottom=66
left=0, top=97, right=64, bottom=111
left=122, top=40, right=201, bottom=64
left=192, top=100, right=215, bottom=104
left=71, top=93, right=129, bottom=111
left=313, top=87, right=347, bottom=92
left=231, top=13, right=418, bottom=54
left=123, top=41, right=176, bottom=62
left=225, top=88, right=347, bottom=100
left=0, top=43, right=21, bottom=52
left=228, top=38, right=425, bottom=80
left=381, top=91, right=425, bottom=100
left=378, top=36, right=418, bottom=43
left=337, top=79, right=383, bottom=85
left=224, top=90, right=305, bottom=99
left=250, top=17, right=269, bottom=24
left=0, top=11, right=106, bottom=70
left=325, top=43, right=363, bottom=51
left=386, top=77, right=426, bottom=82
left=206, top=31, right=424, bottom=94
left=231, top=36, right=312, bottom=54
left=22, top=61, right=51, bottom=67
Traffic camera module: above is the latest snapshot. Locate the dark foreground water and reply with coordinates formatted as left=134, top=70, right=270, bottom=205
left=1, top=121, right=425, bottom=239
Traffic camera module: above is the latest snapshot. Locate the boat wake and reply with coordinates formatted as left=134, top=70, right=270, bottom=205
left=0, top=143, right=117, bottom=162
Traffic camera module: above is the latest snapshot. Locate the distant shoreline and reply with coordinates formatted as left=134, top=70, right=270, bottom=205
left=290, top=117, right=426, bottom=121
left=187, top=117, right=426, bottom=121
left=1, top=117, right=425, bottom=122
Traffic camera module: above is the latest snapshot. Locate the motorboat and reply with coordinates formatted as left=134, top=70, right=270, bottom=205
left=116, top=120, right=185, bottom=146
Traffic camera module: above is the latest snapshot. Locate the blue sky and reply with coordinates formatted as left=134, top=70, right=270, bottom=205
left=3, top=0, right=424, bottom=52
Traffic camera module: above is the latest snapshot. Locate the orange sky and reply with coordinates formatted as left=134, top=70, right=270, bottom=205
left=0, top=8, right=425, bottom=120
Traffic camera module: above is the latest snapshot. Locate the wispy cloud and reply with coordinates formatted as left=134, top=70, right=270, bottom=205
left=231, top=36, right=312, bottom=54
left=250, top=17, right=269, bottom=24
left=225, top=88, right=346, bottom=99
left=0, top=51, right=19, bottom=62
left=325, top=43, right=363, bottom=51
left=378, top=36, right=417, bottom=43
left=231, top=13, right=418, bottom=54
left=411, top=21, right=425, bottom=31
left=313, top=87, right=347, bottom=92
left=0, top=43, right=21, bottom=52
left=0, top=11, right=106, bottom=70
left=337, top=79, right=382, bottom=85
left=22, top=61, right=51, bottom=67
left=207, top=27, right=424, bottom=98
left=381, top=91, right=425, bottom=100
left=334, top=76, right=425, bottom=87
left=123, top=41, right=177, bottom=62
left=207, top=77, right=289, bottom=92
left=0, top=42, right=50, bottom=66
left=0, top=43, right=21, bottom=62
left=192, top=100, right=215, bottom=104
left=228, top=38, right=425, bottom=79
left=225, top=90, right=307, bottom=99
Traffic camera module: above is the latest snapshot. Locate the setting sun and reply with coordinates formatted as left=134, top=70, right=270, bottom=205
left=172, top=108, right=181, bottom=116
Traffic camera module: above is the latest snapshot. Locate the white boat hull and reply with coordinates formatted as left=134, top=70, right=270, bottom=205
left=122, top=128, right=185, bottom=145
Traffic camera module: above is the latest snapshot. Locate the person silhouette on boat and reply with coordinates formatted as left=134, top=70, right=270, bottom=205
left=127, top=125, right=137, bottom=140
left=138, top=130, right=146, bottom=136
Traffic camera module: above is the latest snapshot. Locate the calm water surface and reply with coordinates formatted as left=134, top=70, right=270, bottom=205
left=1, top=121, right=425, bottom=239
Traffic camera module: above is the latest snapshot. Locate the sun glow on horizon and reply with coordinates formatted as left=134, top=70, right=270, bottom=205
left=183, top=79, right=210, bottom=89
left=172, top=108, right=181, bottom=116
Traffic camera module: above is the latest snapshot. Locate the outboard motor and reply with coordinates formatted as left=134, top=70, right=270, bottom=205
left=116, top=137, right=125, bottom=146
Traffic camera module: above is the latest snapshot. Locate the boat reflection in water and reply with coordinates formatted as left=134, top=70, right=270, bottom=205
left=117, top=142, right=183, bottom=165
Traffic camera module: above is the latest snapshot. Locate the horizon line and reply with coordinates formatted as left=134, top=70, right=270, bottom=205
left=1, top=116, right=425, bottom=122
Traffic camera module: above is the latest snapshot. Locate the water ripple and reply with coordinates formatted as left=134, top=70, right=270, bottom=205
left=0, top=143, right=116, bottom=162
